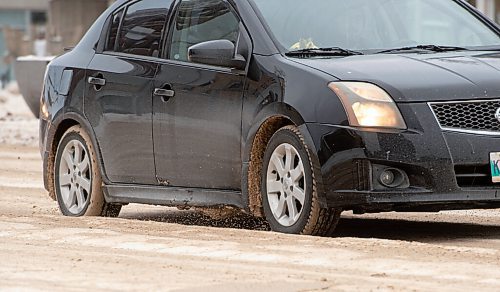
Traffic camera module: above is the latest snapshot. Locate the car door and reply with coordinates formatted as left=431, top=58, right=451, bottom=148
left=153, top=0, right=247, bottom=190
left=85, top=0, right=172, bottom=184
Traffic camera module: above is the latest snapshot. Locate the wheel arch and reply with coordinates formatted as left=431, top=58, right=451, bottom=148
left=242, top=103, right=325, bottom=217
left=46, top=112, right=109, bottom=199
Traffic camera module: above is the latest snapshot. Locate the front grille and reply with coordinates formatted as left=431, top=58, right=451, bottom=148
left=430, top=100, right=500, bottom=132
left=454, top=164, right=492, bottom=187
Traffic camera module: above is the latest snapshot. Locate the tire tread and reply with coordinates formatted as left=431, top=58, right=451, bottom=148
left=278, top=125, right=341, bottom=237
left=55, top=125, right=121, bottom=217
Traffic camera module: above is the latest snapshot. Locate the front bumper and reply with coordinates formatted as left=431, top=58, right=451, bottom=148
left=307, top=102, right=500, bottom=212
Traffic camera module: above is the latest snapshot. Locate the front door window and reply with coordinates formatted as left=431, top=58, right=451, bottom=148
left=169, top=0, right=240, bottom=62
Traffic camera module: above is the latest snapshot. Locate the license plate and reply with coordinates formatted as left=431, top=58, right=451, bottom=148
left=490, top=152, right=500, bottom=183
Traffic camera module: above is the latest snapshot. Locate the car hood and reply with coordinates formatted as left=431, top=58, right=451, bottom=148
left=290, top=51, right=500, bottom=103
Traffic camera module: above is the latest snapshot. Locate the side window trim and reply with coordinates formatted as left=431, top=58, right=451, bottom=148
left=100, top=50, right=166, bottom=63
left=236, top=22, right=252, bottom=64
left=159, top=0, right=181, bottom=60
left=96, top=13, right=112, bottom=53
left=96, top=7, right=125, bottom=53
left=162, top=0, right=183, bottom=60
left=155, top=58, right=234, bottom=74
left=113, top=6, right=127, bottom=52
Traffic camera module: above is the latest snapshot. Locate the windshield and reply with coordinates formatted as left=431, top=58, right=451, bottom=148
left=251, top=0, right=500, bottom=53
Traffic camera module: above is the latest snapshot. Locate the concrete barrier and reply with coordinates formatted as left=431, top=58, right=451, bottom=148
left=14, top=56, right=54, bottom=119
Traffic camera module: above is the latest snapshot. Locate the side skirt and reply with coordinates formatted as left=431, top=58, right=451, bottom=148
left=103, top=184, right=244, bottom=209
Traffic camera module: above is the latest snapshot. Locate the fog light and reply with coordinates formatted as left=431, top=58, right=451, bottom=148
left=378, top=167, right=409, bottom=188
left=379, top=170, right=395, bottom=186
left=372, top=164, right=410, bottom=190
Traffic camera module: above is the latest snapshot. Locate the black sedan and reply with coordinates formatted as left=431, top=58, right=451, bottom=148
left=40, top=0, right=500, bottom=235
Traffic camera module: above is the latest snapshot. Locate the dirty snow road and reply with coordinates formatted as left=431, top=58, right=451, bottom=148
left=2, top=145, right=500, bottom=291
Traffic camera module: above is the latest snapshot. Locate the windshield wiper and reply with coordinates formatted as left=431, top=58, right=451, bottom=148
left=377, top=45, right=468, bottom=54
left=286, top=47, right=364, bottom=57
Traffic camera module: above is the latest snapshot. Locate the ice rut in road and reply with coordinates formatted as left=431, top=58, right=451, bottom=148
left=4, top=217, right=500, bottom=286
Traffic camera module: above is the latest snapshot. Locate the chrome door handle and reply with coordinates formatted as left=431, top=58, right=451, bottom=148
left=154, top=88, right=175, bottom=98
left=88, top=76, right=106, bottom=86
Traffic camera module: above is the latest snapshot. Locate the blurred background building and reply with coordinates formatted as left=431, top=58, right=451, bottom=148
left=0, top=0, right=499, bottom=84
left=0, top=0, right=49, bottom=83
left=0, top=0, right=112, bottom=85
left=468, top=0, right=500, bottom=22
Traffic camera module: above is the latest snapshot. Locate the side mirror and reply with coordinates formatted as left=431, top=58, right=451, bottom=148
left=188, top=39, right=246, bottom=70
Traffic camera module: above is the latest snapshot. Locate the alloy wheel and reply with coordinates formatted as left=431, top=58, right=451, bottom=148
left=58, top=140, right=92, bottom=214
left=266, top=143, right=306, bottom=227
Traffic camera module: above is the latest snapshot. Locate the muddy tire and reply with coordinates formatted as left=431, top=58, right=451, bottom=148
left=261, top=125, right=341, bottom=236
left=54, top=125, right=121, bottom=217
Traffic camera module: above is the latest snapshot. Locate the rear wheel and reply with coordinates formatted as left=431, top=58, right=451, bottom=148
left=54, top=125, right=121, bottom=217
left=262, top=125, right=341, bottom=236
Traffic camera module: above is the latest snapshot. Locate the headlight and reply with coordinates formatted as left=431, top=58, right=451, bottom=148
left=328, top=82, right=406, bottom=129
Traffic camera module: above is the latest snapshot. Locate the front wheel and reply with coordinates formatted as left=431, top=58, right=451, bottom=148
left=262, top=125, right=341, bottom=236
left=54, top=125, right=121, bottom=217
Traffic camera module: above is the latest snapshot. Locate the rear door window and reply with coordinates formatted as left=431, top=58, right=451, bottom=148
left=113, top=0, right=172, bottom=57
